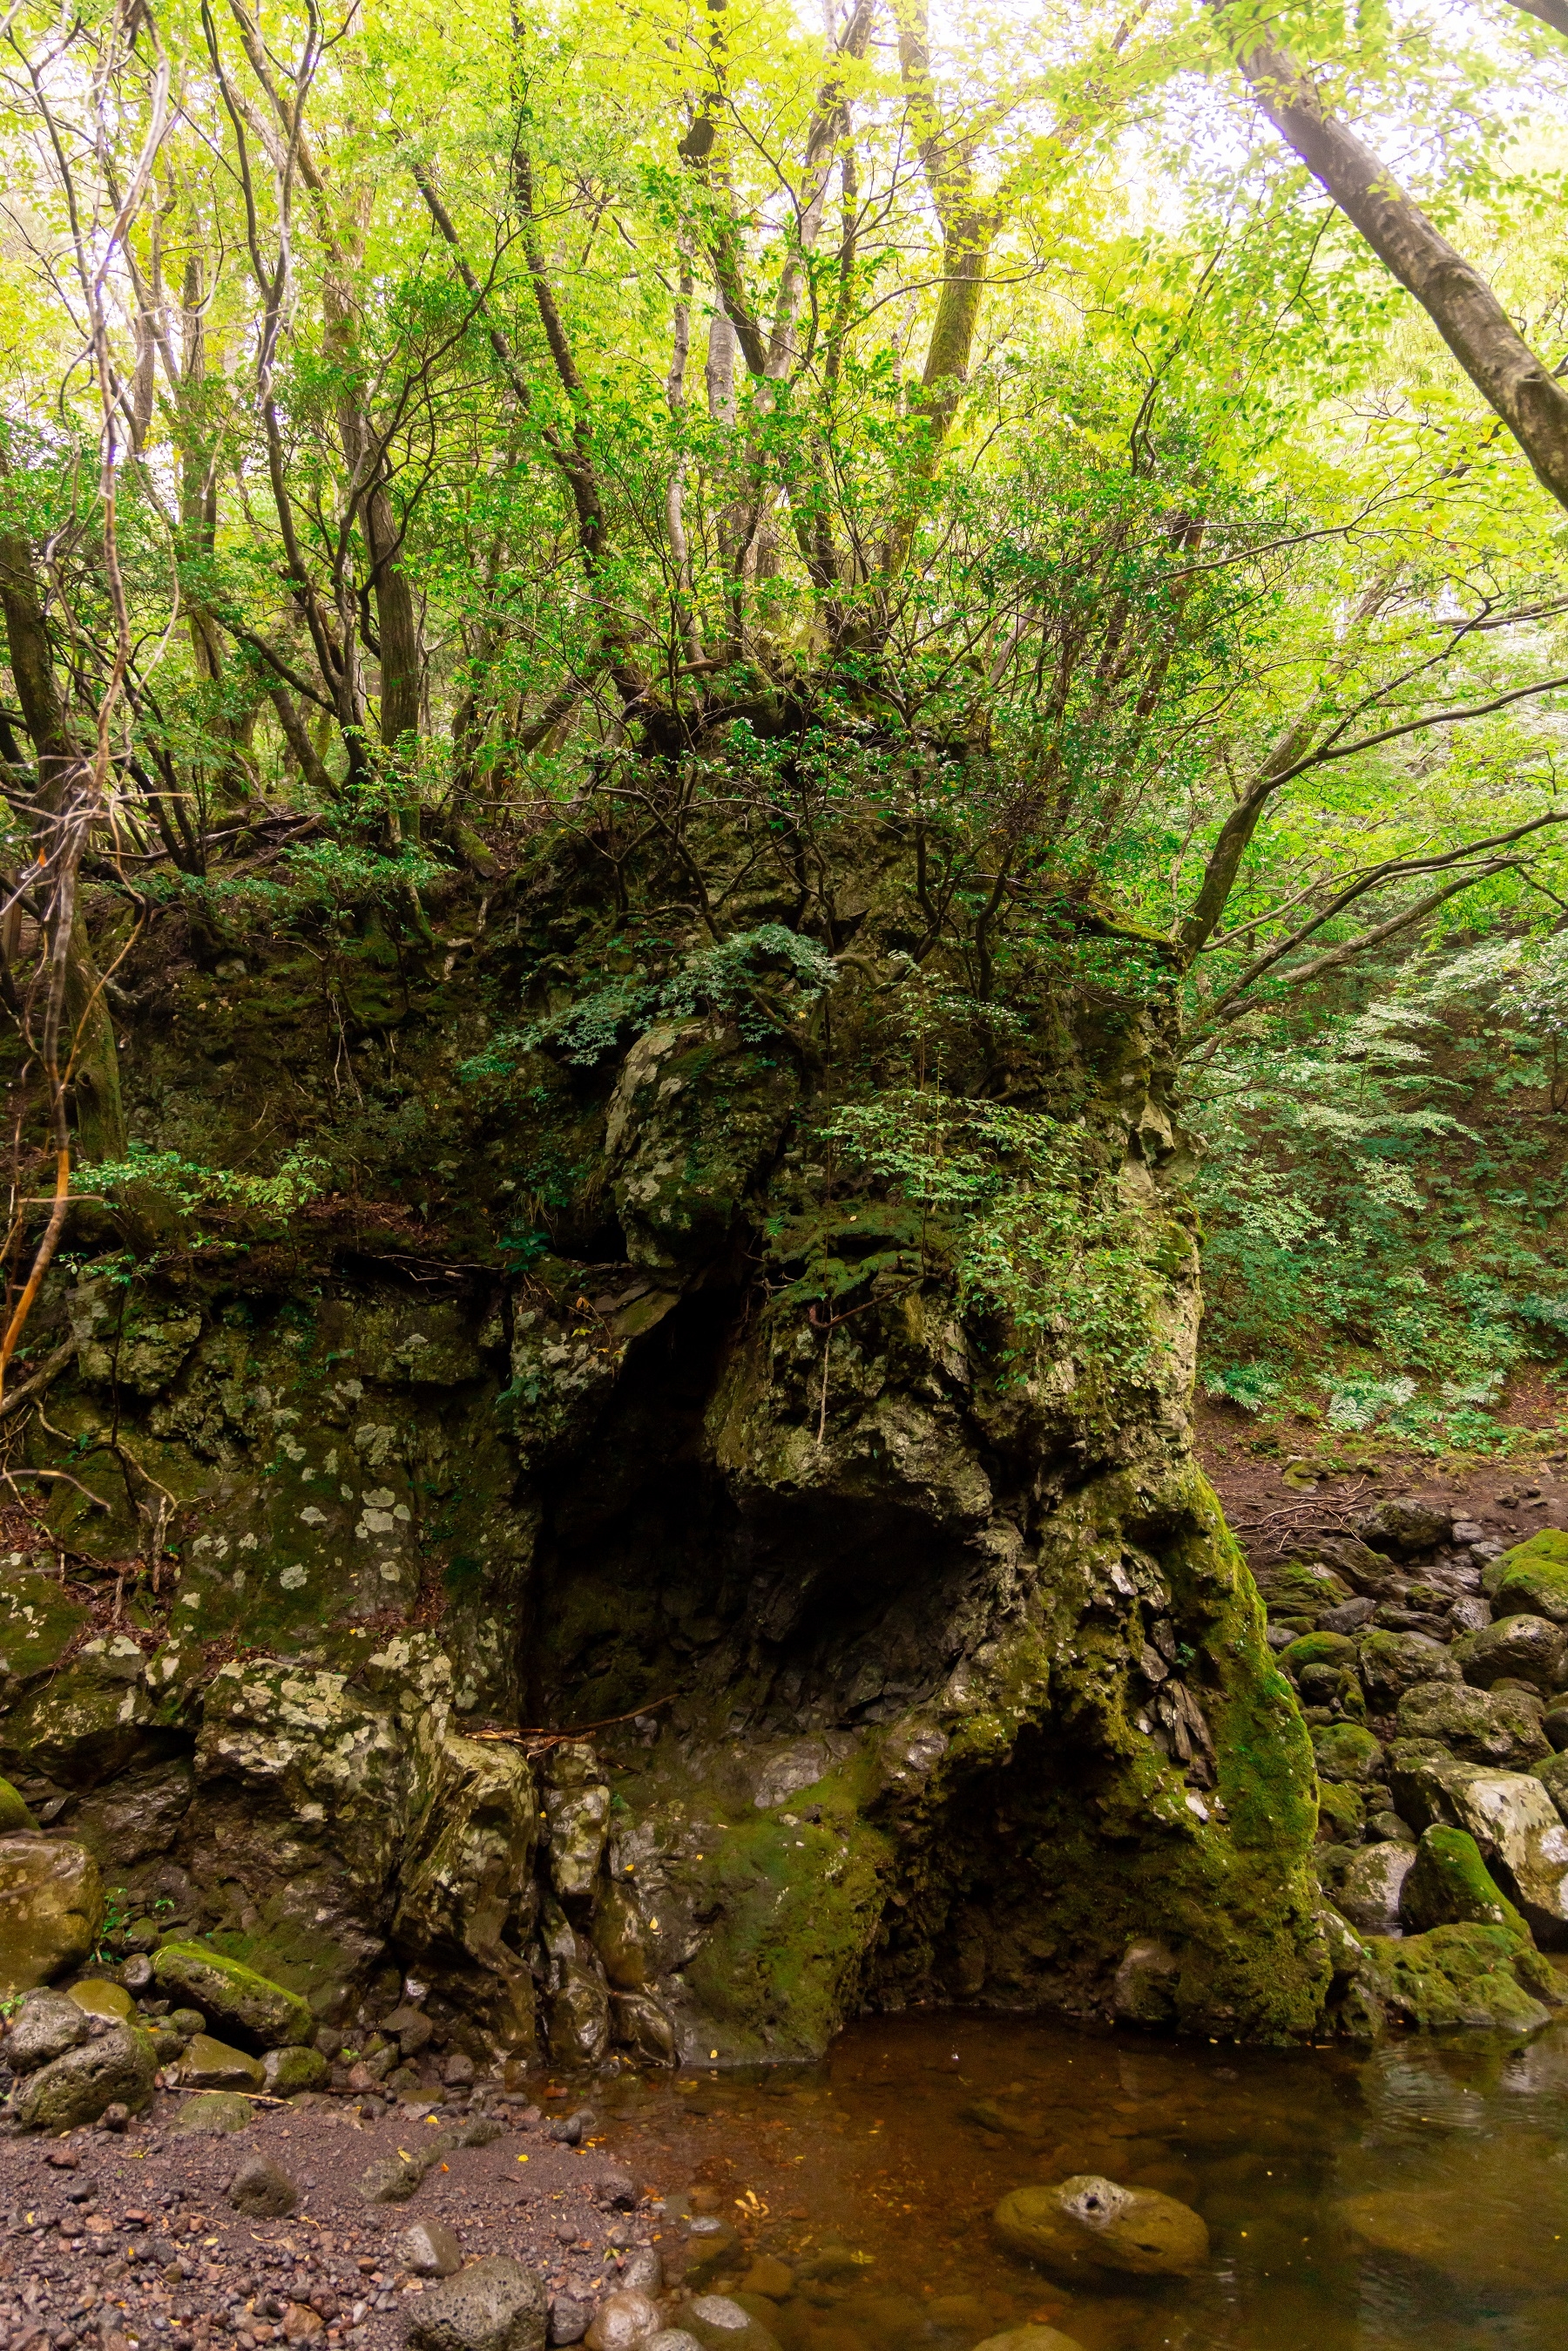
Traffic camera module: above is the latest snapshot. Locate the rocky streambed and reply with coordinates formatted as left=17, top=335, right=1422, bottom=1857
left=1246, top=1494, right=1568, bottom=2031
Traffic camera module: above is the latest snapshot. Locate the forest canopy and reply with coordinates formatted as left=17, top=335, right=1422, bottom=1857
left=2, top=0, right=1568, bottom=1444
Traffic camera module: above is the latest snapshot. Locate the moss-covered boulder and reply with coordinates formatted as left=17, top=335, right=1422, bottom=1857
left=1485, top=1531, right=1568, bottom=1622
left=262, top=2044, right=329, bottom=2096
left=1452, top=1616, right=1567, bottom=1694
left=0, top=1778, right=37, bottom=1833
left=0, top=1835, right=101, bottom=1995
left=1253, top=1560, right=1351, bottom=1620
left=1354, top=1921, right=1561, bottom=2033
left=1316, top=1780, right=1366, bottom=1842
left=152, top=1942, right=313, bottom=2049
left=992, top=2177, right=1209, bottom=2277
left=1276, top=1632, right=1358, bottom=1681
left=11, top=2018, right=157, bottom=2129
left=1312, top=1724, right=1384, bottom=1785
left=1395, top=1682, right=1548, bottom=1768
left=1399, top=1826, right=1525, bottom=1934
left=1357, top=1630, right=1458, bottom=1714
left=1536, top=1750, right=1568, bottom=1822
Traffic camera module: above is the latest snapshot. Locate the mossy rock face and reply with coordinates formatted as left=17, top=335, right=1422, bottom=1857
left=11, top=2019, right=157, bottom=2130
left=0, top=1564, right=90, bottom=1688
left=0, top=1835, right=102, bottom=1995
left=0, top=877, right=1335, bottom=2057
left=1399, top=1826, right=1526, bottom=1934
left=1488, top=1533, right=1568, bottom=1623
left=152, top=1942, right=314, bottom=2049
left=1355, top=1921, right=1562, bottom=2033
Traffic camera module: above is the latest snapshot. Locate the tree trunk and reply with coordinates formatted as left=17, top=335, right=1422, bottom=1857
left=1211, top=2, right=1568, bottom=512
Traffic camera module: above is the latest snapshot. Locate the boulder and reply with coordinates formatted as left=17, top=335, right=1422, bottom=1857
left=402, top=2220, right=464, bottom=2278
left=403, top=2257, right=548, bottom=2351
left=263, top=2045, right=329, bottom=2097
left=681, top=2298, right=781, bottom=2351
left=992, top=2177, right=1209, bottom=2277
left=1333, top=1843, right=1416, bottom=1937
left=152, top=1942, right=313, bottom=2049
left=1395, top=1682, right=1548, bottom=1768
left=179, top=2032, right=267, bottom=2090
left=1319, top=1596, right=1376, bottom=1636
left=1383, top=1744, right=1568, bottom=1936
left=681, top=2219, right=740, bottom=2285
left=1255, top=1560, right=1352, bottom=1619
left=0, top=1778, right=37, bottom=1833
left=1443, top=1771, right=1568, bottom=1946
left=0, top=1834, right=101, bottom=1995
left=1486, top=1531, right=1568, bottom=1623
left=1277, top=1632, right=1358, bottom=1682
left=1339, top=2185, right=1568, bottom=2296
left=1399, top=1827, right=1524, bottom=1934
left=1355, top=1921, right=1561, bottom=2031
left=1311, top=1724, right=1384, bottom=1785
left=1357, top=1632, right=1457, bottom=1715
left=1359, top=1499, right=1452, bottom=1553
left=229, top=2157, right=301, bottom=2217
left=171, top=2090, right=253, bottom=2134
left=3, top=1988, right=89, bottom=2073
left=1452, top=1616, right=1567, bottom=1694
left=1537, top=1751, right=1568, bottom=1819
left=1316, top=1781, right=1366, bottom=1843
left=584, top=2293, right=662, bottom=2351
left=12, top=2019, right=156, bottom=2130
left=68, top=1977, right=133, bottom=2021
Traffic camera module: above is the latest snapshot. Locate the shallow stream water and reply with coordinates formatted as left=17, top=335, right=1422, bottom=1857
left=596, top=2011, right=1568, bottom=2351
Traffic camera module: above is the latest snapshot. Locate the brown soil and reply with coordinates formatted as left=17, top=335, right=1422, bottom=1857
left=1193, top=1398, right=1568, bottom=1575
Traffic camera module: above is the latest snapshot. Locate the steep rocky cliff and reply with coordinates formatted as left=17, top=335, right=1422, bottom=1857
left=0, top=817, right=1329, bottom=2067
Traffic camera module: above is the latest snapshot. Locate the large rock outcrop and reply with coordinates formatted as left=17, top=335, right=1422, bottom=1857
left=0, top=842, right=1328, bottom=2061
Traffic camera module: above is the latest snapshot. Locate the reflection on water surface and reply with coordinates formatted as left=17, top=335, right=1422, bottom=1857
left=597, top=2011, right=1568, bottom=2350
